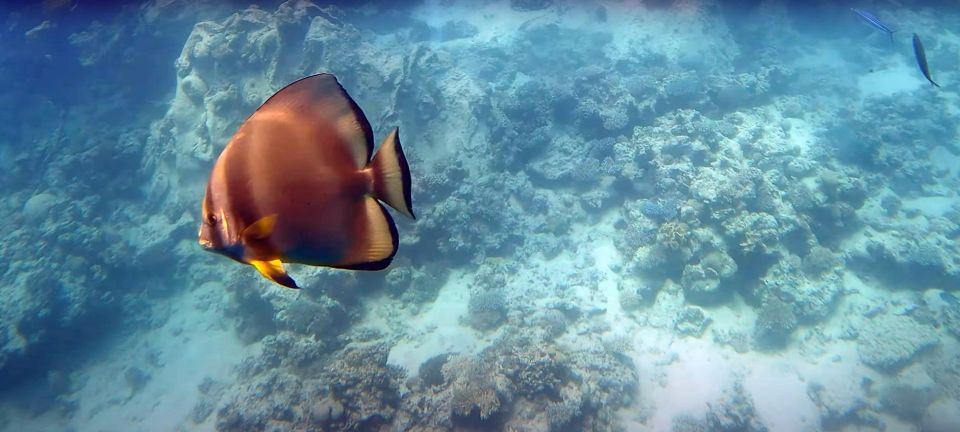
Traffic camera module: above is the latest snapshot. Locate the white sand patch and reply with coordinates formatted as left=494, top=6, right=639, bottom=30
left=641, top=335, right=737, bottom=430
left=586, top=210, right=629, bottom=332
left=785, top=118, right=819, bottom=154
left=78, top=286, right=245, bottom=432
left=795, top=43, right=851, bottom=74
left=930, top=145, right=960, bottom=179
left=412, top=0, right=552, bottom=43
left=744, top=356, right=818, bottom=432
left=2, top=282, right=249, bottom=432
left=902, top=196, right=957, bottom=218
left=386, top=270, right=486, bottom=377
left=857, top=59, right=924, bottom=98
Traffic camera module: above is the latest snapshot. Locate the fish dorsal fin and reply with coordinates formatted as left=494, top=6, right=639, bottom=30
left=251, top=259, right=298, bottom=289
left=255, top=73, right=373, bottom=168
left=242, top=214, right=278, bottom=242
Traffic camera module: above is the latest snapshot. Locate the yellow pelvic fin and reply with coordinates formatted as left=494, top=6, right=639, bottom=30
left=250, top=259, right=298, bottom=289
left=242, top=214, right=278, bottom=242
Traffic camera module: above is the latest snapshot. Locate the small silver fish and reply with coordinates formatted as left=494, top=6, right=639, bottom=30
left=851, top=8, right=896, bottom=43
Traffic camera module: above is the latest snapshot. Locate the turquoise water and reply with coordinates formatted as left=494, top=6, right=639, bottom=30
left=2, top=1, right=960, bottom=431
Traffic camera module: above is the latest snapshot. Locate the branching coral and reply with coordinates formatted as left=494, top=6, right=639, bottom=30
left=657, top=221, right=691, bottom=251
left=443, top=355, right=512, bottom=420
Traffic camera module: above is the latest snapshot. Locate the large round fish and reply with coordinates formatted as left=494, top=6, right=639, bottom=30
left=199, top=74, right=415, bottom=289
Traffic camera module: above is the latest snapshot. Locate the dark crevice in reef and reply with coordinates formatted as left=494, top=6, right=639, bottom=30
left=1, top=293, right=122, bottom=392
left=849, top=256, right=959, bottom=293
left=731, top=250, right=781, bottom=305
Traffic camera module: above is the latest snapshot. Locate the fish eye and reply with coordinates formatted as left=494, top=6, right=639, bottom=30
left=207, top=213, right=218, bottom=225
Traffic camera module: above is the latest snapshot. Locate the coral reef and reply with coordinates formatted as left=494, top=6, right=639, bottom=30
left=674, top=306, right=712, bottom=337
left=0, top=0, right=229, bottom=389
left=856, top=314, right=939, bottom=371
left=753, top=296, right=798, bottom=347
left=705, top=382, right=768, bottom=432
left=395, top=329, right=637, bottom=431
left=4, top=1, right=959, bottom=431
left=921, top=398, right=960, bottom=432
left=215, top=340, right=403, bottom=431
left=878, top=380, right=937, bottom=422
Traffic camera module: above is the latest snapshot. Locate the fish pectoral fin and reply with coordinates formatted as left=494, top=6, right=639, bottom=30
left=250, top=259, right=298, bottom=289
left=242, top=214, right=278, bottom=242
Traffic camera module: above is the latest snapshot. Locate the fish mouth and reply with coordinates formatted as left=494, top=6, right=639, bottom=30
left=198, top=238, right=214, bottom=250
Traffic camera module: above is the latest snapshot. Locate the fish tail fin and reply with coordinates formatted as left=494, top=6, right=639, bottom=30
left=370, top=127, right=415, bottom=219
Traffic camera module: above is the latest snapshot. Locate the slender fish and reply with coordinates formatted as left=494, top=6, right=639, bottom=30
left=851, top=8, right=895, bottom=42
left=912, top=33, right=941, bottom=88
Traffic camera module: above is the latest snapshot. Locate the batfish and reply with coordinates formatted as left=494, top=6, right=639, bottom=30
left=199, top=73, right=415, bottom=289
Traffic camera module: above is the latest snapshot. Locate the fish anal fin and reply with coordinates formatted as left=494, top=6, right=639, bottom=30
left=370, top=127, right=415, bottom=219
left=242, top=214, right=278, bottom=242
left=251, top=259, right=298, bottom=289
left=333, top=198, right=398, bottom=271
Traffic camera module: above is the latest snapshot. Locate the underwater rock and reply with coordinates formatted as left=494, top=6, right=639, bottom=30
left=215, top=369, right=314, bottom=431
left=618, top=277, right=655, bottom=311
left=439, top=20, right=478, bottom=41
left=849, top=231, right=960, bottom=292
left=615, top=200, right=662, bottom=258
left=276, top=295, right=348, bottom=341
left=802, top=245, right=841, bottom=277
left=21, top=192, right=61, bottom=223
left=857, top=314, right=938, bottom=371
left=674, top=306, right=712, bottom=337
left=384, top=265, right=443, bottom=306
left=510, top=0, right=553, bottom=11
left=319, top=342, right=404, bottom=429
left=191, top=377, right=226, bottom=424
left=879, top=194, right=902, bottom=217
left=921, top=398, right=960, bottom=432
left=878, top=380, right=936, bottom=422
left=395, top=328, right=636, bottom=431
left=467, top=287, right=507, bottom=331
left=225, top=285, right=276, bottom=344
left=309, top=396, right=345, bottom=424
left=721, top=211, right=781, bottom=254
left=705, top=382, right=768, bottom=432
left=819, top=169, right=868, bottom=210
left=444, top=354, right=511, bottom=420
left=713, top=329, right=750, bottom=354
left=536, top=309, right=569, bottom=339
left=417, top=353, right=452, bottom=388
left=753, top=296, right=798, bottom=347
left=672, top=414, right=708, bottom=432
left=681, top=250, right=737, bottom=304
left=124, top=366, right=150, bottom=399
left=415, top=174, right=532, bottom=263
left=497, top=338, right=568, bottom=398
left=760, top=254, right=842, bottom=322
left=808, top=379, right=882, bottom=431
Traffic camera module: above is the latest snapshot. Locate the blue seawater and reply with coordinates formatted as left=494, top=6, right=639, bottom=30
left=2, top=1, right=960, bottom=431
